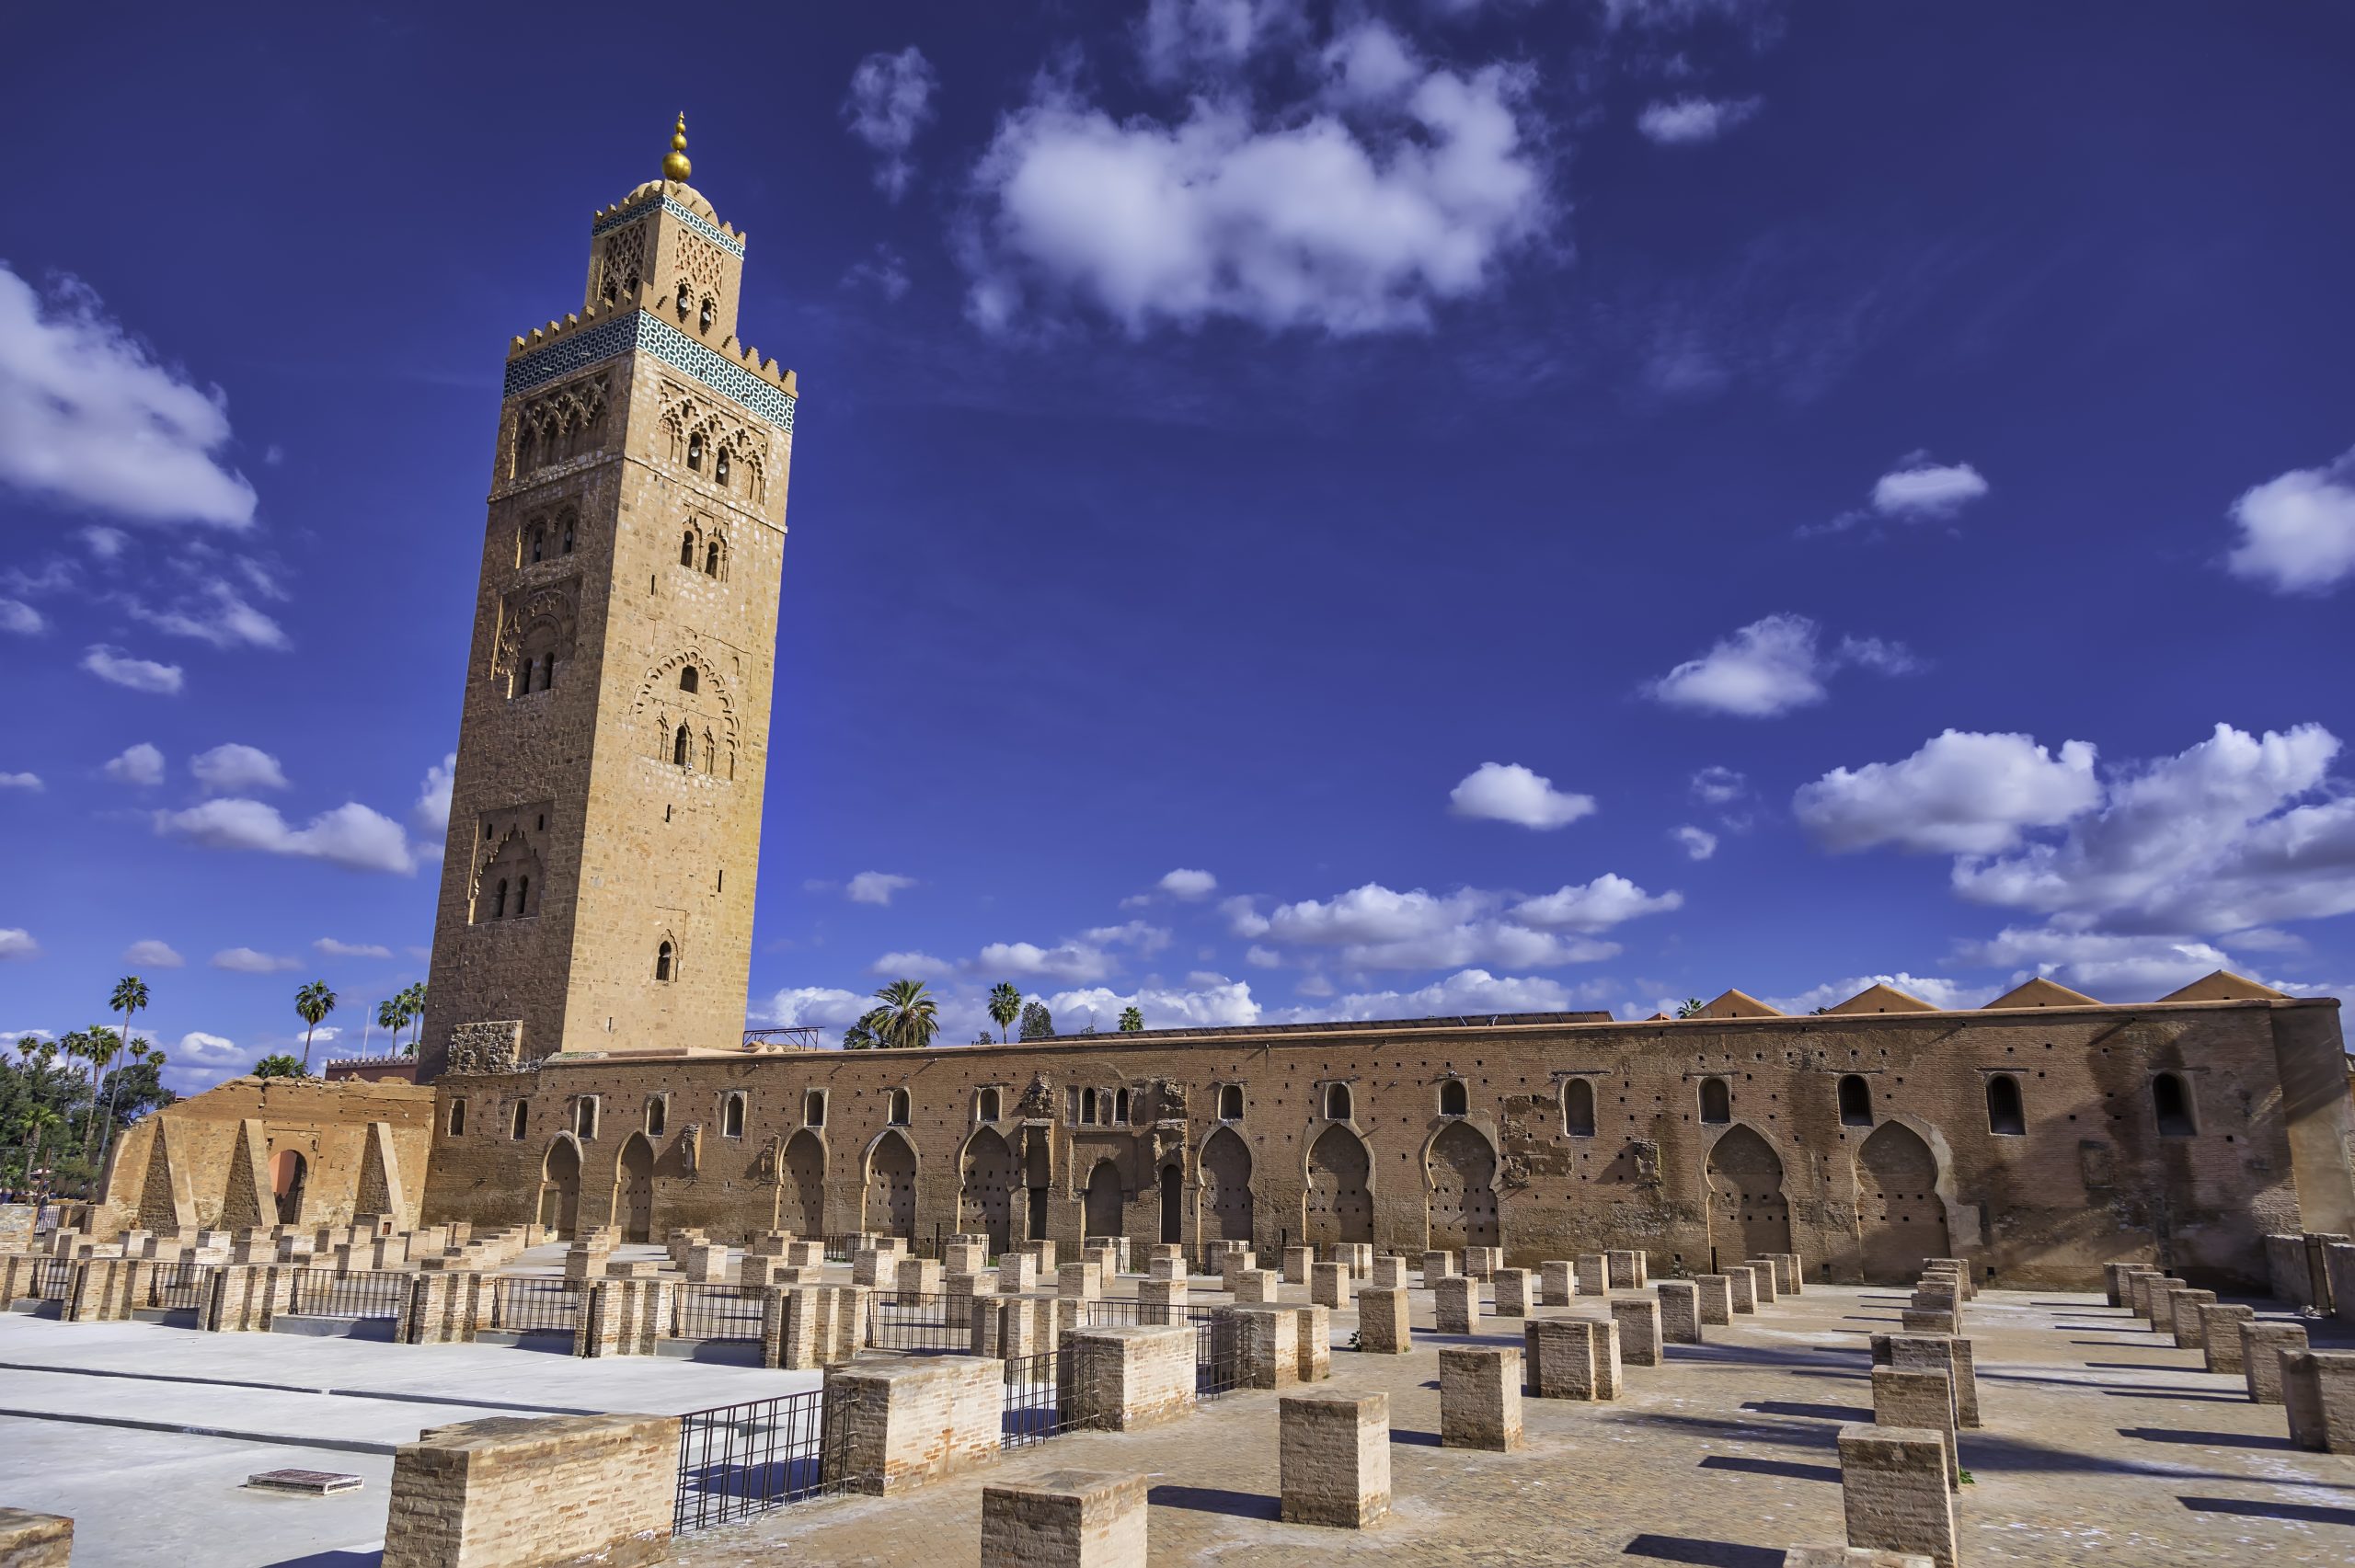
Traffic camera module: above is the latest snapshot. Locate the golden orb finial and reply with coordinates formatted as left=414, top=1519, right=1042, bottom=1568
left=662, top=112, right=693, bottom=182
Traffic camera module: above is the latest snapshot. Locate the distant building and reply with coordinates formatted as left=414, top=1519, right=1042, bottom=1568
left=323, top=1057, right=419, bottom=1085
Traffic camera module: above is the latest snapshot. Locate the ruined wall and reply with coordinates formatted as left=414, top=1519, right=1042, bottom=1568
left=98, top=1077, right=437, bottom=1238
left=419, top=997, right=2351, bottom=1290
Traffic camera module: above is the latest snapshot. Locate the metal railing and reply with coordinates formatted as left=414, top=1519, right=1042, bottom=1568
left=821, top=1236, right=856, bottom=1263
left=492, top=1276, right=586, bottom=1333
left=148, top=1260, right=211, bottom=1310
left=1002, top=1345, right=1086, bottom=1450
left=672, top=1283, right=764, bottom=1342
left=673, top=1388, right=838, bottom=1535
left=1195, top=1310, right=1243, bottom=1401
left=1076, top=1297, right=1227, bottom=1329
left=284, top=1268, right=408, bottom=1320
left=33, top=1260, right=75, bottom=1300
left=865, top=1290, right=966, bottom=1353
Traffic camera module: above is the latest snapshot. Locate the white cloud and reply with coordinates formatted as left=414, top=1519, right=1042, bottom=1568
left=412, top=753, right=454, bottom=838
left=1320, top=18, right=1423, bottom=106
left=974, top=939, right=1119, bottom=984
left=1138, top=0, right=1305, bottom=82
left=845, top=871, right=916, bottom=906
left=1690, top=765, right=1747, bottom=806
left=1310, top=967, right=1581, bottom=1021
left=0, top=772, right=39, bottom=792
left=844, top=244, right=913, bottom=302
left=122, top=939, right=184, bottom=967
left=156, top=797, right=418, bottom=875
left=0, top=265, right=257, bottom=528
left=2224, top=446, right=2355, bottom=594
left=1671, top=824, right=1717, bottom=860
left=0, top=598, right=44, bottom=635
left=1949, top=722, right=2355, bottom=933
left=1258, top=880, right=1641, bottom=971
left=1872, top=461, right=1990, bottom=518
left=0, top=929, right=40, bottom=961
left=870, top=950, right=955, bottom=979
left=1158, top=867, right=1219, bottom=899
left=130, top=579, right=288, bottom=650
left=103, top=741, right=166, bottom=785
left=1637, top=96, right=1761, bottom=144
left=1795, top=729, right=2101, bottom=855
left=843, top=47, right=938, bottom=201
left=79, top=525, right=127, bottom=560
left=1764, top=972, right=2000, bottom=1015
left=190, top=742, right=287, bottom=795
left=1245, top=944, right=1283, bottom=967
left=1083, top=921, right=1174, bottom=955
left=1448, top=761, right=1597, bottom=830
left=211, top=946, right=299, bottom=974
left=1644, top=612, right=1913, bottom=717
left=1221, top=895, right=1271, bottom=937
left=314, top=937, right=392, bottom=959
left=1511, top=874, right=1683, bottom=932
left=1041, top=976, right=1263, bottom=1030
left=1951, top=928, right=2244, bottom=1001
left=759, top=986, right=871, bottom=1030
left=965, top=48, right=1548, bottom=338
left=82, top=645, right=183, bottom=694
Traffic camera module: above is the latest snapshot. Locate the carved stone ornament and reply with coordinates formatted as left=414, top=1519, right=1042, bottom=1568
left=1499, top=1153, right=1534, bottom=1192
left=1155, top=1078, right=1189, bottom=1119
left=1016, top=1072, right=1055, bottom=1117
left=446, top=1020, right=524, bottom=1075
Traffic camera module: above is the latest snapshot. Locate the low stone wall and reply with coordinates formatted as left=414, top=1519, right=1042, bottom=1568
left=381, top=1413, right=677, bottom=1568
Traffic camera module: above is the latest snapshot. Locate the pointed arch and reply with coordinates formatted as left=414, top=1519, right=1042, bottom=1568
left=1200, top=1126, right=1254, bottom=1245
left=865, top=1128, right=918, bottom=1240
left=1425, top=1119, right=1499, bottom=1253
left=1304, top=1124, right=1373, bottom=1247
left=781, top=1129, right=825, bottom=1237
left=1854, top=1121, right=1949, bottom=1283
left=959, top=1127, right=1017, bottom=1253
left=614, top=1132, right=656, bottom=1243
left=1083, top=1158, right=1124, bottom=1242
left=1705, top=1123, right=1791, bottom=1265
left=539, top=1134, right=582, bottom=1238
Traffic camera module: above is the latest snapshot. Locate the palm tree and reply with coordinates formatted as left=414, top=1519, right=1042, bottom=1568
left=377, top=996, right=407, bottom=1054
left=398, top=981, right=428, bottom=1054
left=840, top=1013, right=882, bottom=1050
left=1118, top=1005, right=1143, bottom=1033
left=1674, top=997, right=1706, bottom=1019
left=253, top=1054, right=304, bottom=1079
left=294, top=980, right=338, bottom=1071
left=987, top=981, right=1022, bottom=1044
left=872, top=979, right=940, bottom=1050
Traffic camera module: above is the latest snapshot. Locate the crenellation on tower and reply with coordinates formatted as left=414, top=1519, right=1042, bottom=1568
left=419, top=118, right=797, bottom=1081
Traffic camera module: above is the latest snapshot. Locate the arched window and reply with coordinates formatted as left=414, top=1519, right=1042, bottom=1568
left=1564, top=1078, right=1596, bottom=1137
left=560, top=517, right=575, bottom=554
left=510, top=1100, right=529, bottom=1140
left=680, top=665, right=699, bottom=693
left=1327, top=1082, right=1352, bottom=1121
left=722, top=1093, right=746, bottom=1139
left=514, top=424, right=536, bottom=477
left=1437, top=1080, right=1466, bottom=1117
left=493, top=879, right=508, bottom=919
left=673, top=725, right=690, bottom=767
left=705, top=541, right=721, bottom=577
left=687, top=432, right=704, bottom=472
left=529, top=526, right=546, bottom=564
left=1219, top=1084, right=1244, bottom=1121
left=645, top=1097, right=667, bottom=1138
left=715, top=447, right=731, bottom=486
left=2153, top=1072, right=2195, bottom=1138
left=1837, top=1074, right=1874, bottom=1127
left=805, top=1089, right=826, bottom=1127
left=574, top=1096, right=600, bottom=1139
left=1114, top=1088, right=1132, bottom=1125
left=698, top=297, right=716, bottom=334
left=1986, top=1076, right=2026, bottom=1136
left=979, top=1087, right=1001, bottom=1122
left=447, top=1099, right=466, bottom=1137
left=1081, top=1087, right=1098, bottom=1125
left=654, top=941, right=673, bottom=982
left=540, top=653, right=555, bottom=691
left=1699, top=1078, right=1730, bottom=1124
left=675, top=281, right=692, bottom=316
left=889, top=1089, right=911, bottom=1127
left=513, top=876, right=529, bottom=916
left=703, top=733, right=716, bottom=773
left=681, top=531, right=697, bottom=567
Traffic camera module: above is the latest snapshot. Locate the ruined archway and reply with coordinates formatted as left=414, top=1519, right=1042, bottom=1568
left=1426, top=1121, right=1499, bottom=1253
left=539, top=1136, right=581, bottom=1238
left=782, top=1129, right=825, bottom=1237
left=615, top=1133, right=655, bottom=1244
left=960, top=1127, right=1017, bottom=1253
left=1305, top=1124, right=1373, bottom=1247
left=866, top=1129, right=917, bottom=1241
left=269, top=1149, right=307, bottom=1228
left=1202, top=1127, right=1254, bottom=1244
left=1024, top=1133, right=1052, bottom=1242
left=1159, top=1161, right=1184, bottom=1244
left=1706, top=1123, right=1792, bottom=1266
left=1855, top=1121, right=1949, bottom=1284
left=1083, top=1159, right=1124, bottom=1242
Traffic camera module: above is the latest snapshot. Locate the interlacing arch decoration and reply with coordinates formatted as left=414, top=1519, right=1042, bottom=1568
left=655, top=383, right=769, bottom=505
left=469, top=823, right=545, bottom=924
left=494, top=578, right=579, bottom=697
left=631, top=647, right=741, bottom=778
left=595, top=223, right=647, bottom=307
left=511, top=375, right=610, bottom=479
left=674, top=516, right=729, bottom=579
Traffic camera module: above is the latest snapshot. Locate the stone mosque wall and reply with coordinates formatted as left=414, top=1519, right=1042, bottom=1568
left=413, top=989, right=2354, bottom=1291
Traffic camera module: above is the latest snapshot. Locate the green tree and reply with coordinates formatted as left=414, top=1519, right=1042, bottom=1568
left=986, top=981, right=1023, bottom=1043
left=1117, top=1005, right=1143, bottom=1033
left=252, top=1054, right=304, bottom=1079
left=1674, top=998, right=1706, bottom=1019
left=64, top=1026, right=124, bottom=1162
left=872, top=979, right=940, bottom=1050
left=399, top=981, right=428, bottom=1054
left=377, top=995, right=408, bottom=1053
left=294, top=980, right=338, bottom=1072
left=840, top=1010, right=885, bottom=1050
left=101, top=975, right=149, bottom=1161
left=1017, top=1001, right=1054, bottom=1041
left=971, top=1029, right=994, bottom=1045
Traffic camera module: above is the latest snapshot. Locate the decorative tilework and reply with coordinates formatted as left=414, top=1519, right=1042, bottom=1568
left=591, top=194, right=746, bottom=258
left=505, top=312, right=796, bottom=434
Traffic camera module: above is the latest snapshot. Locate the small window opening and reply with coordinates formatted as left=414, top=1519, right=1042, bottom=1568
left=680, top=665, right=699, bottom=693
left=979, top=1087, right=1001, bottom=1121
left=687, top=432, right=704, bottom=472
left=1114, top=1087, right=1132, bottom=1125
left=675, top=281, right=692, bottom=316
left=1437, top=1080, right=1465, bottom=1117
left=681, top=531, right=697, bottom=567
left=1699, top=1078, right=1730, bottom=1124
left=447, top=1099, right=467, bottom=1137
left=1986, top=1075, right=2026, bottom=1137
left=722, top=1093, right=745, bottom=1139
left=1564, top=1078, right=1596, bottom=1137
left=560, top=518, right=575, bottom=554
left=510, top=1100, right=528, bottom=1140
left=698, top=296, right=716, bottom=334
left=574, top=1097, right=599, bottom=1139
left=889, top=1089, right=911, bottom=1127
left=1327, top=1082, right=1353, bottom=1121
left=715, top=447, right=730, bottom=485
left=2153, top=1073, right=2195, bottom=1138
left=1081, top=1087, right=1098, bottom=1125
left=705, top=542, right=721, bottom=576
left=514, top=876, right=529, bottom=916
left=1837, top=1074, right=1874, bottom=1127
left=1219, top=1084, right=1244, bottom=1121
left=655, top=941, right=673, bottom=982
left=493, top=878, right=508, bottom=919
left=646, top=1097, right=667, bottom=1138
left=673, top=726, right=690, bottom=767
left=805, top=1089, right=826, bottom=1127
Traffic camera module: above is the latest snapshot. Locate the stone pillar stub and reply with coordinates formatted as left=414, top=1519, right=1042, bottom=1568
left=1280, top=1393, right=1390, bottom=1529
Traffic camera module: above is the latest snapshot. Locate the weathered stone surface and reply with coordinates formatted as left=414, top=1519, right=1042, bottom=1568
left=1280, top=1393, right=1390, bottom=1528
left=383, top=1413, right=677, bottom=1568
left=980, top=1470, right=1148, bottom=1568
left=1838, top=1424, right=1957, bottom=1568
left=825, top=1356, right=1003, bottom=1496
left=1440, top=1346, right=1522, bottom=1451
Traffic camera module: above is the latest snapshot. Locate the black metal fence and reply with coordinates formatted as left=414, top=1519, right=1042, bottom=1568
left=672, top=1283, right=764, bottom=1342
left=673, top=1387, right=838, bottom=1535
left=1195, top=1310, right=1243, bottom=1401
left=33, top=1260, right=74, bottom=1300
left=284, top=1268, right=408, bottom=1320
left=147, top=1260, right=211, bottom=1310
left=866, top=1290, right=966, bottom=1353
left=1076, top=1297, right=1226, bottom=1329
left=492, top=1276, right=585, bottom=1333
left=1002, top=1345, right=1085, bottom=1449
left=821, top=1236, right=857, bottom=1263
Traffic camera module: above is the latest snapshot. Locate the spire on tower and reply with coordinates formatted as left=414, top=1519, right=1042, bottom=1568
left=662, top=112, right=692, bottom=183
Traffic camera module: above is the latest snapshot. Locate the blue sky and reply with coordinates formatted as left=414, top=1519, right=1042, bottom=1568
left=3, top=1, right=2352, bottom=1092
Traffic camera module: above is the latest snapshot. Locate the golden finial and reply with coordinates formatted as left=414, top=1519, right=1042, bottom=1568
left=662, top=112, right=693, bottom=183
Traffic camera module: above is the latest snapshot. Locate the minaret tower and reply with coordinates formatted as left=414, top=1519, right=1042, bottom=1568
left=419, top=118, right=798, bottom=1078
